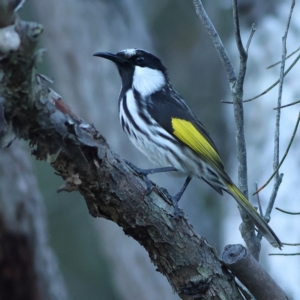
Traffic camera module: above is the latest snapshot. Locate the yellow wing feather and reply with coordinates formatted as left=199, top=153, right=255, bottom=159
left=171, top=118, right=222, bottom=168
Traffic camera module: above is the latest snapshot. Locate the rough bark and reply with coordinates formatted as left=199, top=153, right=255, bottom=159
left=222, top=245, right=289, bottom=300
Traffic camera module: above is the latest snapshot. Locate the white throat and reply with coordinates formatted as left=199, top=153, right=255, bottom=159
left=132, top=66, right=165, bottom=97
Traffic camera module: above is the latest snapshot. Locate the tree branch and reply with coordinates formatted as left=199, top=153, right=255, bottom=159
left=222, top=245, right=290, bottom=300
left=192, top=0, right=260, bottom=257
left=267, top=0, right=295, bottom=221
left=231, top=0, right=262, bottom=258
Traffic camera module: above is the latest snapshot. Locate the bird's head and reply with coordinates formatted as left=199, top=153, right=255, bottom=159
left=94, top=48, right=168, bottom=97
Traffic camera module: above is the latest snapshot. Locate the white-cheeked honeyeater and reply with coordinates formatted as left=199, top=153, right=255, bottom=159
left=94, top=48, right=282, bottom=249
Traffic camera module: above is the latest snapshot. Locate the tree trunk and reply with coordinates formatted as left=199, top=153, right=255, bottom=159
left=0, top=142, right=68, bottom=300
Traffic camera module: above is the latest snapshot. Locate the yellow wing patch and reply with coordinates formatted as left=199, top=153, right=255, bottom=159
left=171, top=118, right=222, bottom=168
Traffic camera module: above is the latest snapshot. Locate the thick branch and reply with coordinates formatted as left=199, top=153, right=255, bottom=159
left=222, top=245, right=290, bottom=300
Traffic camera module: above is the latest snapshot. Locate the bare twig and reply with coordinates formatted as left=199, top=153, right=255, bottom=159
left=267, top=46, right=300, bottom=69
left=276, top=207, right=300, bottom=215
left=282, top=242, right=300, bottom=246
left=245, top=23, right=256, bottom=53
left=231, top=0, right=261, bottom=258
left=222, top=51, right=299, bottom=105
left=274, top=99, right=300, bottom=110
left=231, top=0, right=247, bottom=174
left=265, top=0, right=295, bottom=223
left=254, top=182, right=263, bottom=216
left=264, top=173, right=284, bottom=224
left=243, top=53, right=300, bottom=103
left=193, top=0, right=261, bottom=257
left=269, top=252, right=300, bottom=256
left=232, top=0, right=247, bottom=62
left=254, top=112, right=300, bottom=195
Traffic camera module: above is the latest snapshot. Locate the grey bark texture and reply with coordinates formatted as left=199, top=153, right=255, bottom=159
left=222, top=245, right=290, bottom=300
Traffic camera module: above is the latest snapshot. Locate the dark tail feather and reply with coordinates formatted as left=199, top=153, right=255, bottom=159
left=226, top=182, right=282, bottom=249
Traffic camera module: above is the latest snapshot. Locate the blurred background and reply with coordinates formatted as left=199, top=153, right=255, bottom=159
left=11, top=0, right=300, bottom=298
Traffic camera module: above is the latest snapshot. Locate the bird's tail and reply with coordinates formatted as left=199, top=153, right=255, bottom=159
left=226, top=182, right=282, bottom=249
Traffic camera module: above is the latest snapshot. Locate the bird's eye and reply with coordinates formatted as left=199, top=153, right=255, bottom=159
left=135, top=56, right=144, bottom=64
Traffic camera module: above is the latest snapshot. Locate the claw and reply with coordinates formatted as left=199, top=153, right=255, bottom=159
left=124, top=160, right=154, bottom=193
left=143, top=176, right=154, bottom=195
left=158, top=187, right=181, bottom=218
left=123, top=160, right=191, bottom=218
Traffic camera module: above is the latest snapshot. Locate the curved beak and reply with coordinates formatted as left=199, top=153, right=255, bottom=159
left=93, top=52, right=127, bottom=64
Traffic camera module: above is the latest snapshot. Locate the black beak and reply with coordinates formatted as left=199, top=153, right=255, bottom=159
left=93, top=52, right=127, bottom=64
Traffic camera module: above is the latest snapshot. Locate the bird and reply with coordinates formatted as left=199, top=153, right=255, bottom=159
left=93, top=48, right=282, bottom=249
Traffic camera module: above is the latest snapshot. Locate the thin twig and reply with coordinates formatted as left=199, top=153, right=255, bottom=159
left=233, top=0, right=247, bottom=62
left=276, top=207, right=300, bottom=215
left=254, top=182, right=263, bottom=216
left=267, top=46, right=300, bottom=69
left=242, top=53, right=300, bottom=103
left=264, top=173, right=284, bottom=224
left=222, top=50, right=298, bottom=105
left=246, top=23, right=256, bottom=52
left=265, top=0, right=295, bottom=222
left=254, top=112, right=300, bottom=195
left=282, top=242, right=300, bottom=246
left=223, top=52, right=300, bottom=104
left=274, top=99, right=300, bottom=110
left=231, top=0, right=261, bottom=258
left=231, top=0, right=248, bottom=195
left=269, top=252, right=300, bottom=256
left=193, top=0, right=259, bottom=255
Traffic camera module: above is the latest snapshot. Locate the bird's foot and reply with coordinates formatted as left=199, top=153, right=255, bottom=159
left=124, top=160, right=154, bottom=194
left=124, top=160, right=178, bottom=194
left=159, top=187, right=182, bottom=218
left=124, top=159, right=186, bottom=217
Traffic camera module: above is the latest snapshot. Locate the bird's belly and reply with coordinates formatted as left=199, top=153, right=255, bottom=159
left=128, top=133, right=170, bottom=166
left=127, top=131, right=201, bottom=177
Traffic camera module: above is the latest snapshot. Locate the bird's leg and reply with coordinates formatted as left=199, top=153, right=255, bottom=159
left=124, top=159, right=177, bottom=193
left=124, top=160, right=192, bottom=217
left=160, top=176, right=192, bottom=218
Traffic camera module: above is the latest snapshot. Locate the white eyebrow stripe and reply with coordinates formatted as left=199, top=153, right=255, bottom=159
left=122, top=48, right=137, bottom=56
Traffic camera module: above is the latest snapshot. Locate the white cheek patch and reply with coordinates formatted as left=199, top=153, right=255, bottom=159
left=133, top=66, right=165, bottom=97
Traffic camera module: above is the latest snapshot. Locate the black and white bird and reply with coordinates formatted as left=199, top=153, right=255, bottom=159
left=94, top=48, right=282, bottom=249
